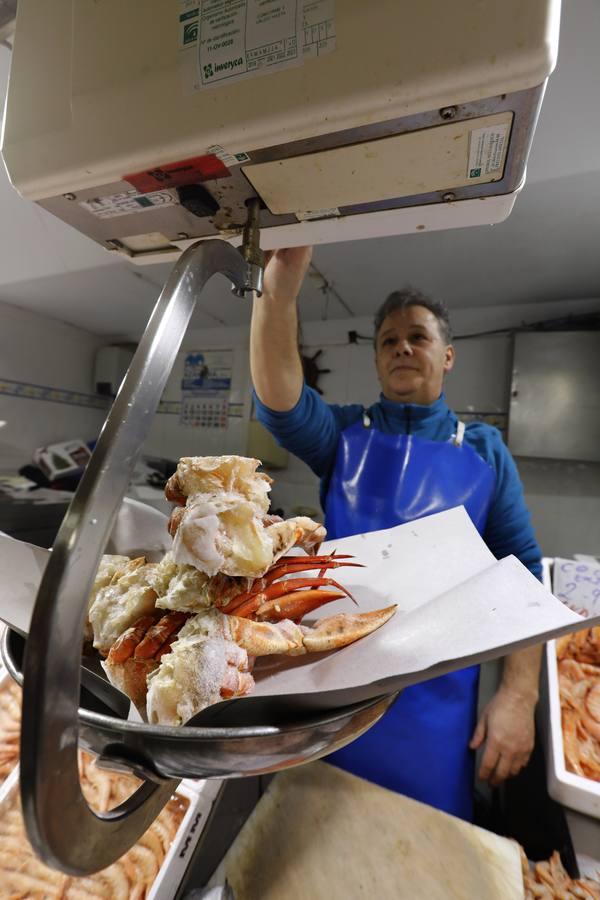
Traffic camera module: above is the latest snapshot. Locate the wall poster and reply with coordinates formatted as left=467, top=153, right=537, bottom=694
left=180, top=349, right=233, bottom=428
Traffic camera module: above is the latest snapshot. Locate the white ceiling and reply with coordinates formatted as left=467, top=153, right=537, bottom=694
left=0, top=0, right=599, bottom=338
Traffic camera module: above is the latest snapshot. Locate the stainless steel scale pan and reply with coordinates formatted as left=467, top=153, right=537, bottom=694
left=11, top=207, right=397, bottom=875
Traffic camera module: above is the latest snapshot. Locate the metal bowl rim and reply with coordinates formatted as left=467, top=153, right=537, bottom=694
left=2, top=627, right=391, bottom=741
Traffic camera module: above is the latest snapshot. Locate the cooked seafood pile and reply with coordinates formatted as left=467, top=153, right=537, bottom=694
left=521, top=849, right=600, bottom=899
left=0, top=679, right=21, bottom=783
left=557, top=628, right=600, bottom=779
left=0, top=751, right=187, bottom=899
left=88, top=456, right=396, bottom=726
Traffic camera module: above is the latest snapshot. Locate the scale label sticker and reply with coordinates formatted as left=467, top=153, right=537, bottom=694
left=80, top=190, right=178, bottom=220
left=467, top=123, right=510, bottom=179
left=179, top=2, right=200, bottom=48
left=296, top=206, right=340, bottom=221
left=206, top=144, right=251, bottom=166
left=302, top=0, right=335, bottom=59
left=198, top=0, right=301, bottom=89
left=179, top=0, right=335, bottom=90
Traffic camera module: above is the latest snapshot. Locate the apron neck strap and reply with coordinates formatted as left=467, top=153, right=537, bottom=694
left=452, top=421, right=466, bottom=447
left=363, top=412, right=465, bottom=444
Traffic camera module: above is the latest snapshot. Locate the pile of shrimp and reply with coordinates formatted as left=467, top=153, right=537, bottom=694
left=557, top=628, right=600, bottom=779
left=0, top=679, right=21, bottom=783
left=522, top=849, right=600, bottom=899
left=0, top=751, right=188, bottom=899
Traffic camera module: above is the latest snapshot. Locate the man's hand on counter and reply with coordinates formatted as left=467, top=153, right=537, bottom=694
left=470, top=686, right=536, bottom=786
left=470, top=643, right=542, bottom=786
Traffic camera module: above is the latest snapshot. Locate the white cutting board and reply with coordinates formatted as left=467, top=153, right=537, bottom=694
left=211, top=762, right=524, bottom=900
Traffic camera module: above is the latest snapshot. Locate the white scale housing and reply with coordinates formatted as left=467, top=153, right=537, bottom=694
left=1, top=0, right=560, bottom=263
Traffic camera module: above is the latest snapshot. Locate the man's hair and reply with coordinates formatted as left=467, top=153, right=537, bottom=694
left=373, top=288, right=453, bottom=346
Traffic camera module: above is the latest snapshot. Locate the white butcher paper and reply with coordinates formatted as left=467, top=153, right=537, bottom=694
left=0, top=504, right=589, bottom=703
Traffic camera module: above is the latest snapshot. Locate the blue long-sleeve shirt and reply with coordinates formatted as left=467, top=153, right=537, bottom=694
left=255, top=385, right=542, bottom=580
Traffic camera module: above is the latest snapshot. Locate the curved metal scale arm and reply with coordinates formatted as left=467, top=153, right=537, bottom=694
left=20, top=236, right=262, bottom=875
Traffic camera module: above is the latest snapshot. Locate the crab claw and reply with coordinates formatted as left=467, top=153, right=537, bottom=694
left=255, top=588, right=345, bottom=622
left=134, top=611, right=189, bottom=659
left=106, top=603, right=398, bottom=726
left=103, top=656, right=158, bottom=711
left=228, top=605, right=397, bottom=657
left=227, top=580, right=350, bottom=620
left=298, top=605, right=397, bottom=653
left=106, top=613, right=160, bottom=664
left=227, top=616, right=305, bottom=656
left=262, top=559, right=365, bottom=586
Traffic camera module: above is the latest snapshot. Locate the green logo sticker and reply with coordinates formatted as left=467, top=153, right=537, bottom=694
left=183, top=21, right=198, bottom=45
left=235, top=152, right=250, bottom=162
left=469, top=167, right=481, bottom=178
left=203, top=63, right=214, bottom=79
left=179, top=8, right=199, bottom=23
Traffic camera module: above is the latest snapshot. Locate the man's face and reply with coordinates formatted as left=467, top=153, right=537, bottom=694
left=374, top=305, right=455, bottom=405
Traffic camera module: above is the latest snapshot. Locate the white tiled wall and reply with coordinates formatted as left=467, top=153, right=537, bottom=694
left=0, top=302, right=107, bottom=472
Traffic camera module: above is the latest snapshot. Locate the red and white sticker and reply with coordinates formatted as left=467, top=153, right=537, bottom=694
left=124, top=154, right=231, bottom=194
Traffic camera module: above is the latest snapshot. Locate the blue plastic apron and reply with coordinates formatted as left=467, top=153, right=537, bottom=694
left=325, top=414, right=496, bottom=820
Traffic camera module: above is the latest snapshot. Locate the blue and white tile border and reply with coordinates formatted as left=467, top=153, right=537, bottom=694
left=0, top=378, right=245, bottom=418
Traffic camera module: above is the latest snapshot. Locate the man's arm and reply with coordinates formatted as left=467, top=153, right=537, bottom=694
left=471, top=428, right=543, bottom=784
left=250, top=247, right=312, bottom=411
left=250, top=247, right=347, bottom=478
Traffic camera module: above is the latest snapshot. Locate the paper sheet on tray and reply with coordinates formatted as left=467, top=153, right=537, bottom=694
left=0, top=498, right=171, bottom=637
left=0, top=503, right=592, bottom=704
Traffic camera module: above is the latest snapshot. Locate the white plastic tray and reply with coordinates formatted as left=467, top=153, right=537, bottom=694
left=541, top=558, right=600, bottom=819
left=543, top=639, right=600, bottom=818
left=0, top=665, right=20, bottom=789
left=150, top=780, right=216, bottom=900
left=0, top=761, right=216, bottom=898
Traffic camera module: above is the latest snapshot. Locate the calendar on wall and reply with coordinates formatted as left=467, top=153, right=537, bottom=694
left=180, top=349, right=233, bottom=428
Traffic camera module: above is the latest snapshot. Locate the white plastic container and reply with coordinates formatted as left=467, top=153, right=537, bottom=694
left=0, top=666, right=21, bottom=789
left=0, top=762, right=216, bottom=898
left=541, top=557, right=600, bottom=819
left=149, top=780, right=216, bottom=900
left=543, top=639, right=600, bottom=818
left=0, top=656, right=223, bottom=892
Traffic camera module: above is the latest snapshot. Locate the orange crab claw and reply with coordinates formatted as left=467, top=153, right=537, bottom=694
left=276, top=553, right=355, bottom=563
left=227, top=605, right=397, bottom=658
left=107, top=614, right=160, bottom=664
left=134, top=611, right=189, bottom=659
left=219, top=580, right=268, bottom=614
left=300, top=606, right=398, bottom=653
left=263, top=559, right=365, bottom=585
left=255, top=588, right=345, bottom=622
left=226, top=577, right=356, bottom=620
left=156, top=633, right=178, bottom=660
left=227, top=616, right=305, bottom=656
left=103, top=656, right=159, bottom=710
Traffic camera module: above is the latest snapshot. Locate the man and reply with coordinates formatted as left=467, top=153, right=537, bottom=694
left=250, top=246, right=542, bottom=821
